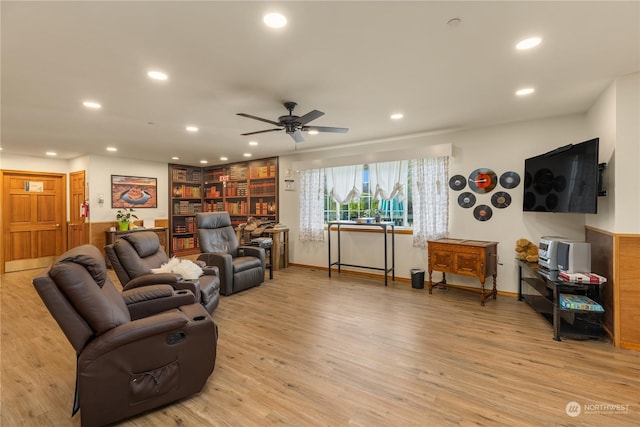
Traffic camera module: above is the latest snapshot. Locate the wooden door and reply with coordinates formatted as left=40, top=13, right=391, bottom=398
left=68, top=170, right=89, bottom=249
left=1, top=170, right=66, bottom=273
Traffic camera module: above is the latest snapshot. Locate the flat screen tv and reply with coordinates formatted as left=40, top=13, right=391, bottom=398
left=523, top=138, right=599, bottom=214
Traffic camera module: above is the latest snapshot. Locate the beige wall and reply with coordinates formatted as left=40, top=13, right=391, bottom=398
left=585, top=72, right=640, bottom=234
left=279, top=113, right=593, bottom=294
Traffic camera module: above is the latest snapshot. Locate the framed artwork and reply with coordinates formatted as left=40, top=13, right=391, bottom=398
left=111, top=175, right=157, bottom=208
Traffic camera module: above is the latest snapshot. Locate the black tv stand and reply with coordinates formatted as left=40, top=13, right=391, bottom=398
left=517, top=260, right=606, bottom=341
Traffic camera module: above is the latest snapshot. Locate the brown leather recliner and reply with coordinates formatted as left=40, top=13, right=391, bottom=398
left=196, top=212, right=266, bottom=296
left=105, top=231, right=220, bottom=313
left=33, top=245, right=217, bottom=427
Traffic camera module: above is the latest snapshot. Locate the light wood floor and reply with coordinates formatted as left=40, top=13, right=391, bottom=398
left=2, top=265, right=640, bottom=426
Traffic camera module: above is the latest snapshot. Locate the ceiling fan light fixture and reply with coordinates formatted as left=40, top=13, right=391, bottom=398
left=238, top=101, right=348, bottom=143
left=308, top=129, right=319, bottom=135
left=263, top=12, right=287, bottom=28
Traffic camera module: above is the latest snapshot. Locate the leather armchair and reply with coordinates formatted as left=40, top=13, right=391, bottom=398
left=33, top=245, right=217, bottom=427
left=105, top=231, right=220, bottom=313
left=196, top=212, right=265, bottom=296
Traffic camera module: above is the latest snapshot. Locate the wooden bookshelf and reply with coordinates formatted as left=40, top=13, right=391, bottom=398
left=169, top=157, right=278, bottom=255
left=169, top=164, right=203, bottom=256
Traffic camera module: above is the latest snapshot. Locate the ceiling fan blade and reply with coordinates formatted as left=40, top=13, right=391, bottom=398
left=237, top=113, right=281, bottom=126
left=241, top=128, right=282, bottom=136
left=297, top=110, right=324, bottom=125
left=303, top=126, right=349, bottom=133
left=291, top=130, right=304, bottom=143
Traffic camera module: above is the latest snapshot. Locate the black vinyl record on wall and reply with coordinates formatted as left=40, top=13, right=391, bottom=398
left=499, top=171, right=521, bottom=189
left=473, top=205, right=493, bottom=221
left=491, top=191, right=512, bottom=209
left=449, top=175, right=467, bottom=191
left=458, top=192, right=476, bottom=208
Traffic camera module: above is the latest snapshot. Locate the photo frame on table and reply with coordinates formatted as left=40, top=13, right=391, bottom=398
left=111, top=175, right=157, bottom=208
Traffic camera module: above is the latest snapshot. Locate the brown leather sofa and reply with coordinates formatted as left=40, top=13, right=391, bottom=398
left=33, top=244, right=218, bottom=427
left=105, top=231, right=220, bottom=313
left=196, top=212, right=266, bottom=295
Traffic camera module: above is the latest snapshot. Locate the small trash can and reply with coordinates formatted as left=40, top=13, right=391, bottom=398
left=410, top=268, right=425, bottom=289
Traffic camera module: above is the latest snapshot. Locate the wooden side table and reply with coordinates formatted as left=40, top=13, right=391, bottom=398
left=262, top=227, right=289, bottom=270
left=427, top=238, right=498, bottom=306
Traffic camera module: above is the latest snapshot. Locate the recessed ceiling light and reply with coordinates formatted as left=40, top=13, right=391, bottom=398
left=186, top=126, right=199, bottom=133
left=147, top=70, right=168, bottom=80
left=83, top=101, right=102, bottom=109
left=390, top=113, right=404, bottom=120
left=516, top=87, right=535, bottom=96
left=171, top=156, right=179, bottom=160
left=248, top=141, right=258, bottom=146
left=220, top=156, right=228, bottom=161
left=263, top=12, right=287, bottom=28
left=200, top=160, right=208, bottom=164
left=516, top=37, right=542, bottom=50
left=308, top=130, right=319, bottom=135
left=106, top=147, right=117, bottom=152
left=243, top=153, right=252, bottom=158
left=45, top=151, right=57, bottom=156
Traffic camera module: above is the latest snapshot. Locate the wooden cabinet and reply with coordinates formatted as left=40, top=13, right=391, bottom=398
left=169, top=157, right=278, bottom=256
left=427, top=238, right=498, bottom=305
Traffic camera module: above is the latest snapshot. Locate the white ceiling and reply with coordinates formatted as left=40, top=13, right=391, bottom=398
left=1, top=1, right=638, bottom=166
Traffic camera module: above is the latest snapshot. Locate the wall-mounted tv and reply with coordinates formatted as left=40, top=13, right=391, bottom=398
left=523, top=138, right=600, bottom=214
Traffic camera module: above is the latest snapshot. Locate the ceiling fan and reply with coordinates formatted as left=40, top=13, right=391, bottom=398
left=237, top=101, right=348, bottom=143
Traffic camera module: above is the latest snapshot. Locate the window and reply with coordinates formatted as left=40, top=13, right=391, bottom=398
left=324, top=163, right=410, bottom=226
left=300, top=156, right=448, bottom=246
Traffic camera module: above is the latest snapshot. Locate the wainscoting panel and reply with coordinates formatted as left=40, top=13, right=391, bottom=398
left=587, top=226, right=640, bottom=350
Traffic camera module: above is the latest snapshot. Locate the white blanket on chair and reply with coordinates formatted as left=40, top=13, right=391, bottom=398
left=151, top=257, right=203, bottom=280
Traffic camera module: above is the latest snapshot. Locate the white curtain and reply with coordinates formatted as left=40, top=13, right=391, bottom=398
left=298, top=168, right=326, bottom=242
left=410, top=157, right=449, bottom=248
left=325, top=165, right=362, bottom=204
left=370, top=160, right=407, bottom=201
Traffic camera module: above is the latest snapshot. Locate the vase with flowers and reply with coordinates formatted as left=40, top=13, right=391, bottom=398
left=116, top=207, right=138, bottom=231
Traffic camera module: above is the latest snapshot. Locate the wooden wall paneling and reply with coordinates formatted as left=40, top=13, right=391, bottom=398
left=616, top=235, right=640, bottom=350
left=89, top=222, right=113, bottom=257
left=154, top=218, right=168, bottom=228
left=586, top=227, right=615, bottom=337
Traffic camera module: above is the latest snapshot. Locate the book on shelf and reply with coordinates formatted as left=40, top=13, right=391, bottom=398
left=559, top=294, right=604, bottom=312
left=559, top=272, right=607, bottom=284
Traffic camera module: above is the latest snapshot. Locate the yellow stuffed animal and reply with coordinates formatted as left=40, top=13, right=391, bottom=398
left=515, top=238, right=539, bottom=262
